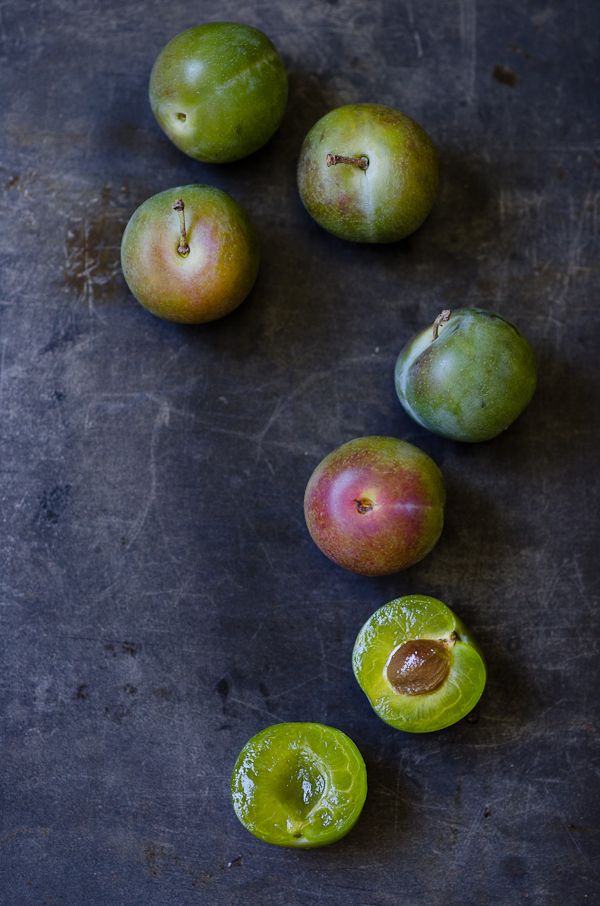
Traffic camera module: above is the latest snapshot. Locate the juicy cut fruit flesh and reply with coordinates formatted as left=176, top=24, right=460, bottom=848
left=304, top=436, right=445, bottom=576
left=297, top=103, right=438, bottom=243
left=120, top=185, right=259, bottom=324
left=353, top=596, right=487, bottom=733
left=395, top=307, right=537, bottom=442
left=149, top=22, right=288, bottom=163
left=230, top=722, right=367, bottom=847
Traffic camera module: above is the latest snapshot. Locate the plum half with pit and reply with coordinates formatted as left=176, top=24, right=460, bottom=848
left=297, top=103, right=438, bottom=243
left=149, top=22, right=288, bottom=163
left=120, top=185, right=259, bottom=323
left=395, top=308, right=537, bottom=442
left=304, top=436, right=445, bottom=576
left=353, top=595, right=486, bottom=732
left=231, top=722, right=367, bottom=848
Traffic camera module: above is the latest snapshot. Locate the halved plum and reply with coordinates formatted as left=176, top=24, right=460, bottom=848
left=231, top=722, right=367, bottom=847
left=353, top=596, right=486, bottom=732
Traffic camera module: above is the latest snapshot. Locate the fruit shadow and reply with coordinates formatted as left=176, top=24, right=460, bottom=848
left=122, top=70, right=338, bottom=359
left=281, top=144, right=499, bottom=288
left=347, top=465, right=542, bottom=729
left=508, top=343, right=595, bottom=479
left=419, top=146, right=499, bottom=267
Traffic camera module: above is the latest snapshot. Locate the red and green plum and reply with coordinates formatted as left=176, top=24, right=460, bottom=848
left=297, top=104, right=438, bottom=243
left=395, top=308, right=537, bottom=442
left=149, top=22, right=288, bottom=163
left=304, top=437, right=445, bottom=576
left=120, top=185, right=259, bottom=323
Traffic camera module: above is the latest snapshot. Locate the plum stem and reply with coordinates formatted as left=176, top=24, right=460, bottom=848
left=172, top=199, right=190, bottom=257
left=326, top=153, right=369, bottom=171
left=432, top=309, right=451, bottom=340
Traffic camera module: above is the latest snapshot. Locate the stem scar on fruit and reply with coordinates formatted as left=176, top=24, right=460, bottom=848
left=432, top=309, right=452, bottom=340
left=354, top=497, right=375, bottom=514
left=172, top=198, right=190, bottom=257
left=326, top=153, right=369, bottom=171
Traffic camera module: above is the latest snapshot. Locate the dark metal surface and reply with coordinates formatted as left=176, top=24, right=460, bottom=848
left=1, top=1, right=598, bottom=903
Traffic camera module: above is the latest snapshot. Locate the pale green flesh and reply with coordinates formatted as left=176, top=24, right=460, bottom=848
left=353, top=596, right=486, bottom=733
left=231, top=722, right=367, bottom=847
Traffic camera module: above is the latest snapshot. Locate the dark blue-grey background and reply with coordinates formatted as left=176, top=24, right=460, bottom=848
left=1, top=1, right=598, bottom=903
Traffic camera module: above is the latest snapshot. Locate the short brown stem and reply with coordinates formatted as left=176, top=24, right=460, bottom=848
left=355, top=497, right=374, bottom=514
left=172, top=199, right=190, bottom=257
left=326, top=153, right=369, bottom=171
left=432, top=309, right=451, bottom=340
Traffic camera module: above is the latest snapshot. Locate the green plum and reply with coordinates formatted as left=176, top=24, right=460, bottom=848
left=120, top=185, right=259, bottom=323
left=395, top=308, right=537, bottom=442
left=231, top=722, right=367, bottom=848
left=149, top=22, right=288, bottom=163
left=353, top=596, right=486, bottom=733
left=297, top=103, right=438, bottom=243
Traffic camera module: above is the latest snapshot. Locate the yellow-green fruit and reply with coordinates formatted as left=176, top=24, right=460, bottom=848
left=149, top=22, right=288, bottom=163
left=120, top=185, right=259, bottom=324
left=353, top=595, right=486, bottom=733
left=297, top=103, right=438, bottom=243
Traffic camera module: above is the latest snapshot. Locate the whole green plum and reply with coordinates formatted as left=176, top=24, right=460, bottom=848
left=395, top=308, right=537, bottom=442
left=297, top=104, right=438, bottom=243
left=149, top=22, right=288, bottom=163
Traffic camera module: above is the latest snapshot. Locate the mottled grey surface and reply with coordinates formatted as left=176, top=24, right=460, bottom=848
left=0, top=1, right=599, bottom=904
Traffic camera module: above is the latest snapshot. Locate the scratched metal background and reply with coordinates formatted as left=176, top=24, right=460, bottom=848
left=0, top=0, right=598, bottom=903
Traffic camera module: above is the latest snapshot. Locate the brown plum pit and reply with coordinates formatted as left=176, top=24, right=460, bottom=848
left=354, top=497, right=374, bottom=514
left=387, top=639, right=451, bottom=695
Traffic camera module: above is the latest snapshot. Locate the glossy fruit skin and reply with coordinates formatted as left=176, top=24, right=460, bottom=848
left=231, top=722, right=367, bottom=848
left=297, top=103, right=438, bottom=243
left=304, top=436, right=445, bottom=576
left=395, top=308, right=537, bottom=442
left=120, top=185, right=259, bottom=324
left=149, top=23, right=288, bottom=163
left=353, top=596, right=486, bottom=733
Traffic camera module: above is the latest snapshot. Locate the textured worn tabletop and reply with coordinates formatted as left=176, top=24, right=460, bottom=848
left=1, top=1, right=599, bottom=904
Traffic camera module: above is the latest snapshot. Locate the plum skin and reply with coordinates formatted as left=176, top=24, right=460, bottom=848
left=304, top=437, right=445, bottom=576
left=297, top=103, right=438, bottom=243
left=149, top=22, right=288, bottom=163
left=395, top=308, right=537, bottom=442
left=120, top=185, right=259, bottom=324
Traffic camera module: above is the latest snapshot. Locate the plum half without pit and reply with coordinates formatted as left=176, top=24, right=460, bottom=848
left=353, top=595, right=486, bottom=733
left=304, top=437, right=445, bottom=576
left=231, top=722, right=367, bottom=848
